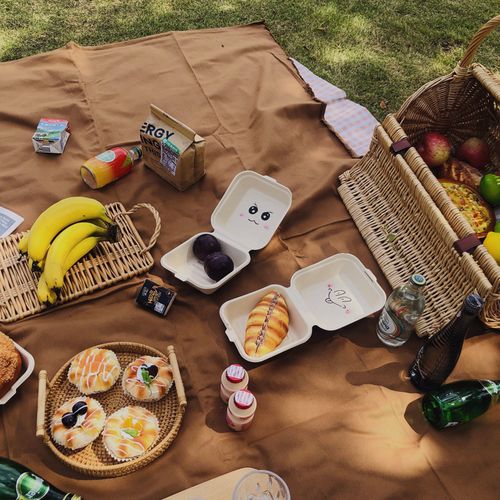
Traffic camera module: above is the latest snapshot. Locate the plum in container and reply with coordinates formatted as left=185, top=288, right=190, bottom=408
left=220, top=253, right=387, bottom=362
left=160, top=171, right=292, bottom=294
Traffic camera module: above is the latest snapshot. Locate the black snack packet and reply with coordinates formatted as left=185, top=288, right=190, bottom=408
left=136, top=279, right=176, bottom=317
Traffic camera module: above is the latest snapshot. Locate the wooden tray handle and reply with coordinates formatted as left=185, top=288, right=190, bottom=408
left=457, top=15, right=500, bottom=70
left=168, top=345, right=187, bottom=409
left=36, top=370, right=49, bottom=441
left=113, top=203, right=161, bottom=254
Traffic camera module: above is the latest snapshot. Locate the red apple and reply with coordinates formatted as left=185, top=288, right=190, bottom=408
left=416, top=132, right=451, bottom=167
left=456, top=137, right=490, bottom=169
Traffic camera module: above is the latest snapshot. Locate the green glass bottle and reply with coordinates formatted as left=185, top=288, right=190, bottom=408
left=422, top=379, right=500, bottom=429
left=0, top=457, right=82, bottom=500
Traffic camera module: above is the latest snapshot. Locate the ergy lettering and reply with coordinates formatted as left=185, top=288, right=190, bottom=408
left=140, top=122, right=175, bottom=141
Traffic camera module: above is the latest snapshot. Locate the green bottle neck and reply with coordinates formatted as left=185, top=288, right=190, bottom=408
left=481, top=380, right=500, bottom=403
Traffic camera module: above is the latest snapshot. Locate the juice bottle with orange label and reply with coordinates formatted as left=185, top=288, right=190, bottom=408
left=80, top=146, right=142, bottom=189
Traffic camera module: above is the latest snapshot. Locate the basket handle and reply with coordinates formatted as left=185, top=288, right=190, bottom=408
left=482, top=276, right=500, bottom=328
left=168, top=345, right=187, bottom=408
left=36, top=370, right=48, bottom=441
left=457, top=15, right=500, bottom=70
left=114, top=203, right=161, bottom=254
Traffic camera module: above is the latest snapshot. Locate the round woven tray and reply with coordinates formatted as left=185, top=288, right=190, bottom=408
left=36, top=342, right=187, bottom=478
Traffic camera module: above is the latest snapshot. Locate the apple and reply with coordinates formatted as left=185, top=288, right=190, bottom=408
left=416, top=132, right=451, bottom=167
left=456, top=137, right=490, bottom=169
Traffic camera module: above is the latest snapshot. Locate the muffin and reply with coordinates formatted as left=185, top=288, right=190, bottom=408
left=122, top=356, right=173, bottom=402
left=0, top=332, right=22, bottom=399
left=51, top=397, right=106, bottom=450
left=103, top=406, right=159, bottom=461
left=68, top=347, right=121, bottom=395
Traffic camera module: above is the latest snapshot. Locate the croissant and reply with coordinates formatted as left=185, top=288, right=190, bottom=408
left=245, top=291, right=289, bottom=357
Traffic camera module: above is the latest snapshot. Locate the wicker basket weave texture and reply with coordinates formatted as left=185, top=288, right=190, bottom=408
left=339, top=123, right=491, bottom=337
left=339, top=16, right=500, bottom=333
left=388, top=15, right=500, bottom=328
left=37, top=343, right=186, bottom=478
left=0, top=202, right=160, bottom=323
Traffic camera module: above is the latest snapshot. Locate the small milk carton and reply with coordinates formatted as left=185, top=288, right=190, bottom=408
left=32, top=118, right=70, bottom=154
left=140, top=105, right=205, bottom=191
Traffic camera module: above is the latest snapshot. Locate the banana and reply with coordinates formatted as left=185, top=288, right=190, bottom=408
left=63, top=236, right=101, bottom=272
left=88, top=218, right=111, bottom=229
left=36, top=275, right=57, bottom=306
left=28, top=257, right=45, bottom=272
left=18, top=232, right=30, bottom=256
left=43, top=222, right=115, bottom=291
left=27, top=197, right=113, bottom=268
left=36, top=236, right=101, bottom=306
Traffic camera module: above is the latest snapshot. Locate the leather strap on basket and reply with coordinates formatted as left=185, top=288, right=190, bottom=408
left=390, top=138, right=411, bottom=156
left=453, top=234, right=481, bottom=255
left=113, top=203, right=161, bottom=254
left=456, top=15, right=500, bottom=73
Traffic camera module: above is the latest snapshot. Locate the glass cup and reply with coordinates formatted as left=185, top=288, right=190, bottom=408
left=232, top=469, right=291, bottom=500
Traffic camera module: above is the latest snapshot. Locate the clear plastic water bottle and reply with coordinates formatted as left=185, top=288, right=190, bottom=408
left=376, top=274, right=426, bottom=346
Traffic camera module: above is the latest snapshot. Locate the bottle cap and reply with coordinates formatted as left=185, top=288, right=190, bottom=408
left=464, top=293, right=483, bottom=314
left=411, top=274, right=426, bottom=287
left=234, top=389, right=255, bottom=409
left=226, top=364, right=246, bottom=383
left=130, top=146, right=143, bottom=161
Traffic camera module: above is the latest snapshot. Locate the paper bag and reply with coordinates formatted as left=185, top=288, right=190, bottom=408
left=140, top=105, right=205, bottom=191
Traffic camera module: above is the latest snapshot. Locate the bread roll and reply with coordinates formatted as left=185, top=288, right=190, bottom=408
left=245, top=291, right=289, bottom=357
left=0, top=332, right=22, bottom=399
left=440, top=158, right=482, bottom=190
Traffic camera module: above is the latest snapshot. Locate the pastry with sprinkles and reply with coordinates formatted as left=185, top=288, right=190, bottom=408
left=51, top=397, right=105, bottom=450
left=122, top=355, right=173, bottom=402
left=68, top=347, right=121, bottom=395
left=103, top=406, right=159, bottom=461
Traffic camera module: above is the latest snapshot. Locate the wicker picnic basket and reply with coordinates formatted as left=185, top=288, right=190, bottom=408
left=36, top=343, right=187, bottom=478
left=0, top=202, right=161, bottom=323
left=339, top=16, right=500, bottom=335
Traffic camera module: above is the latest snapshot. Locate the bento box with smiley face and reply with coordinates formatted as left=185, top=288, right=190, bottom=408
left=160, top=171, right=292, bottom=294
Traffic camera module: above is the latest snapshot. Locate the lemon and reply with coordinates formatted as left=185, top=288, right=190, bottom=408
left=483, top=232, right=500, bottom=264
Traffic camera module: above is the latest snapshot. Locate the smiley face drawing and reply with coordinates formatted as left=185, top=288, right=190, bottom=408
left=246, top=202, right=272, bottom=228
left=238, top=202, right=275, bottom=231
left=325, top=283, right=352, bottom=313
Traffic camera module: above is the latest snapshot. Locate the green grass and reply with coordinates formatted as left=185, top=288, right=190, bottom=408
left=0, top=1, right=498, bottom=120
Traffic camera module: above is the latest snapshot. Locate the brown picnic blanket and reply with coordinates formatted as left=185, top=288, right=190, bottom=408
left=0, top=22, right=499, bottom=500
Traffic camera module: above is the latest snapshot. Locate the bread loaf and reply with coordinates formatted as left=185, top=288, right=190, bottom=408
left=440, top=158, right=482, bottom=190
left=0, top=332, right=22, bottom=399
left=245, top=291, right=289, bottom=357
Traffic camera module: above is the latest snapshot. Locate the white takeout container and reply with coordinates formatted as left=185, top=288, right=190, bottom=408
left=220, top=253, right=386, bottom=362
left=0, top=341, right=35, bottom=405
left=161, top=171, right=292, bottom=294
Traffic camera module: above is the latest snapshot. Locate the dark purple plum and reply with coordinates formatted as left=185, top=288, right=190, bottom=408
left=193, top=234, right=221, bottom=261
left=204, top=252, right=234, bottom=281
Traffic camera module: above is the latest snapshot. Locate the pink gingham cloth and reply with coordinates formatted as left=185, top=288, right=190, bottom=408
left=291, top=58, right=379, bottom=157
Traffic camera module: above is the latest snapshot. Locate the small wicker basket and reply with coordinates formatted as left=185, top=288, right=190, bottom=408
left=0, top=202, right=161, bottom=323
left=339, top=16, right=500, bottom=335
left=36, top=343, right=187, bottom=478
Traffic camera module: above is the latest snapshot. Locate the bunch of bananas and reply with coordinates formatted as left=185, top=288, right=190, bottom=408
left=18, top=197, right=120, bottom=306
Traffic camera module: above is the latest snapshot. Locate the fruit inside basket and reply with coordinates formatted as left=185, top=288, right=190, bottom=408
left=338, top=15, right=500, bottom=333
